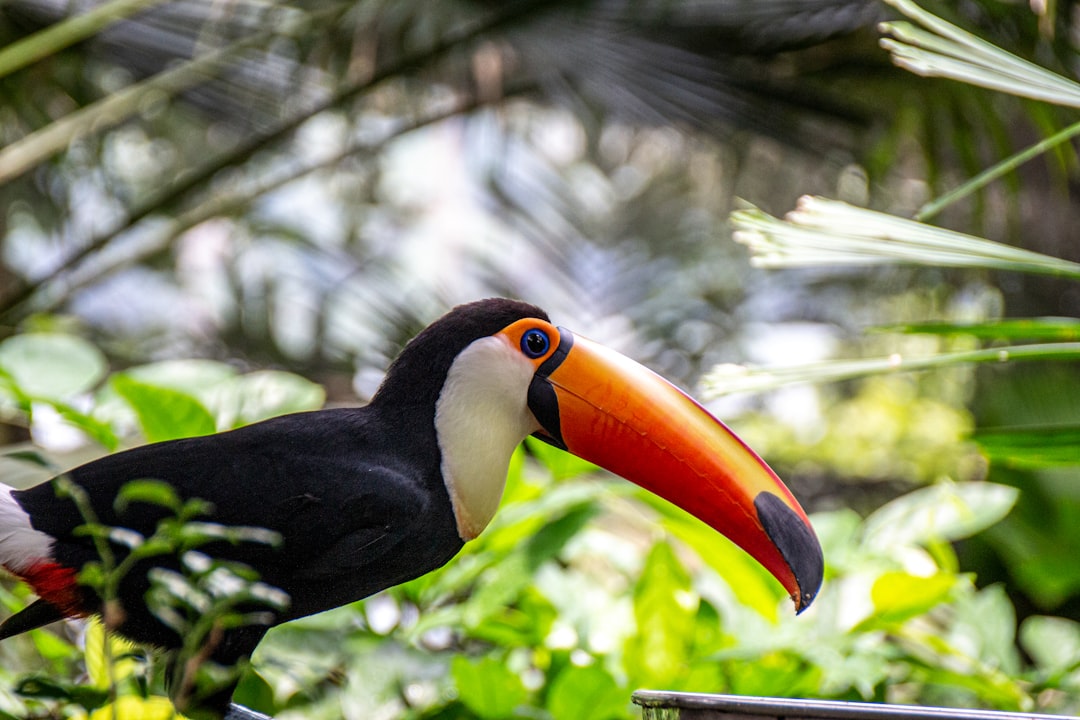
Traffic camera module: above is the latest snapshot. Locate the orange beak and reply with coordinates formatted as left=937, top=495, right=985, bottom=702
left=510, top=323, right=822, bottom=613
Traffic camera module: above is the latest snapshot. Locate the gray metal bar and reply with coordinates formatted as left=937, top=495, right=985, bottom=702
left=632, top=692, right=1070, bottom=720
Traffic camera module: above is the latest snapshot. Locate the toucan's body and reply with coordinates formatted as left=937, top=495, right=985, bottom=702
left=8, top=408, right=463, bottom=651
left=0, top=299, right=823, bottom=717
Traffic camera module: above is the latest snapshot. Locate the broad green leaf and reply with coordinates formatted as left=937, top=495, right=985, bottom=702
left=463, top=506, right=593, bottom=630
left=807, top=508, right=862, bottom=570
left=863, top=482, right=1019, bottom=549
left=450, top=656, right=528, bottom=719
left=724, top=650, right=823, bottom=698
left=28, top=628, right=77, bottom=664
left=0, top=333, right=106, bottom=400
left=84, top=617, right=142, bottom=689
left=905, top=662, right=1028, bottom=711
left=974, top=426, right=1080, bottom=468
left=866, top=571, right=958, bottom=627
left=111, top=374, right=216, bottom=442
left=1020, top=615, right=1080, bottom=672
left=121, top=359, right=237, bottom=398
left=624, top=541, right=697, bottom=688
left=232, top=669, right=278, bottom=716
left=982, top=479, right=1080, bottom=608
left=655, top=497, right=785, bottom=620
left=463, top=587, right=558, bottom=648
left=14, top=675, right=74, bottom=699
left=525, top=435, right=598, bottom=481
left=691, top=599, right=730, bottom=657
left=546, top=663, right=626, bottom=720
left=950, top=585, right=1019, bottom=674
left=220, top=370, right=325, bottom=427
left=480, top=479, right=621, bottom=557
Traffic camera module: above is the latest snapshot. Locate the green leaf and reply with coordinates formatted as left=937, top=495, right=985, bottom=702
left=0, top=0, right=170, bottom=80
left=724, top=650, right=823, bottom=698
left=546, top=663, right=626, bottom=720
left=122, top=359, right=237, bottom=393
left=115, top=479, right=182, bottom=514
left=880, top=0, right=1080, bottom=109
left=50, top=401, right=119, bottom=450
left=5, top=449, right=58, bottom=469
left=652, top=493, right=785, bottom=620
left=87, top=696, right=182, bottom=720
left=465, top=588, right=557, bottom=648
left=176, top=521, right=282, bottom=549
left=525, top=435, right=599, bottom=481
left=886, top=317, right=1080, bottom=341
left=731, top=196, right=1080, bottom=277
left=905, top=661, right=1027, bottom=711
left=28, top=627, right=77, bottom=663
left=1020, top=615, right=1080, bottom=672
left=463, top=506, right=593, bottom=630
left=84, top=617, right=142, bottom=690
left=111, top=373, right=216, bottom=442
left=866, top=571, right=958, bottom=627
left=973, top=425, right=1080, bottom=468
left=705, top=343, right=1080, bottom=397
left=862, top=481, right=1019, bottom=549
left=0, top=333, right=106, bottom=400
left=624, top=541, right=697, bottom=688
left=232, top=669, right=279, bottom=716
left=15, top=675, right=74, bottom=700
left=223, top=370, right=325, bottom=427
left=451, top=656, right=528, bottom=719
left=951, top=585, right=1019, bottom=675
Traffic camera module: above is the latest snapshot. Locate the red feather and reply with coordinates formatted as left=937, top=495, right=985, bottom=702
left=17, top=561, right=85, bottom=617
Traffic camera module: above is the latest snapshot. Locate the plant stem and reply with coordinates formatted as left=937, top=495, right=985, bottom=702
left=0, top=0, right=169, bottom=79
left=917, top=120, right=1080, bottom=221
left=0, top=4, right=325, bottom=187
left=704, top=342, right=1080, bottom=397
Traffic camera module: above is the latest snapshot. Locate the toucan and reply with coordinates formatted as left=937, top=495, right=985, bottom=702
left=0, top=298, right=822, bottom=716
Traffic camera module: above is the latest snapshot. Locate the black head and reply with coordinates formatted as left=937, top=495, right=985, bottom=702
left=371, top=298, right=550, bottom=413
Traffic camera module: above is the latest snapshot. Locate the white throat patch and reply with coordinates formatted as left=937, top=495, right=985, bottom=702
left=434, top=335, right=540, bottom=541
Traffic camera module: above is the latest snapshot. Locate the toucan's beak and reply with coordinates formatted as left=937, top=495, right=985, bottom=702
left=526, top=327, right=823, bottom=613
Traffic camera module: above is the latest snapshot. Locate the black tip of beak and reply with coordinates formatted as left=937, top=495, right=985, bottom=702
left=755, top=492, right=824, bottom=614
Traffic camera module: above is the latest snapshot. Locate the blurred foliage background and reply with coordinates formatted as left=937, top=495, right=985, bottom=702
left=3, top=0, right=1080, bottom=717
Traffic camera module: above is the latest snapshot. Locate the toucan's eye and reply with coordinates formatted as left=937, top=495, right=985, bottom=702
left=521, top=328, right=550, bottom=358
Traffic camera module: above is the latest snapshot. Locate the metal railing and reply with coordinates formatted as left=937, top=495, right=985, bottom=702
left=633, top=693, right=1070, bottom=720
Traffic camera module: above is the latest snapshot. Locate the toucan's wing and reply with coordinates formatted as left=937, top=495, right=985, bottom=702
left=257, top=467, right=462, bottom=620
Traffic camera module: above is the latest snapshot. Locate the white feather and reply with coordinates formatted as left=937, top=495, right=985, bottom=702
left=0, top=484, right=53, bottom=571
left=435, top=335, right=539, bottom=541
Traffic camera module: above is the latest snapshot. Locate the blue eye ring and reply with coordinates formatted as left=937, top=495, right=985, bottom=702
left=521, top=328, right=551, bottom=358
